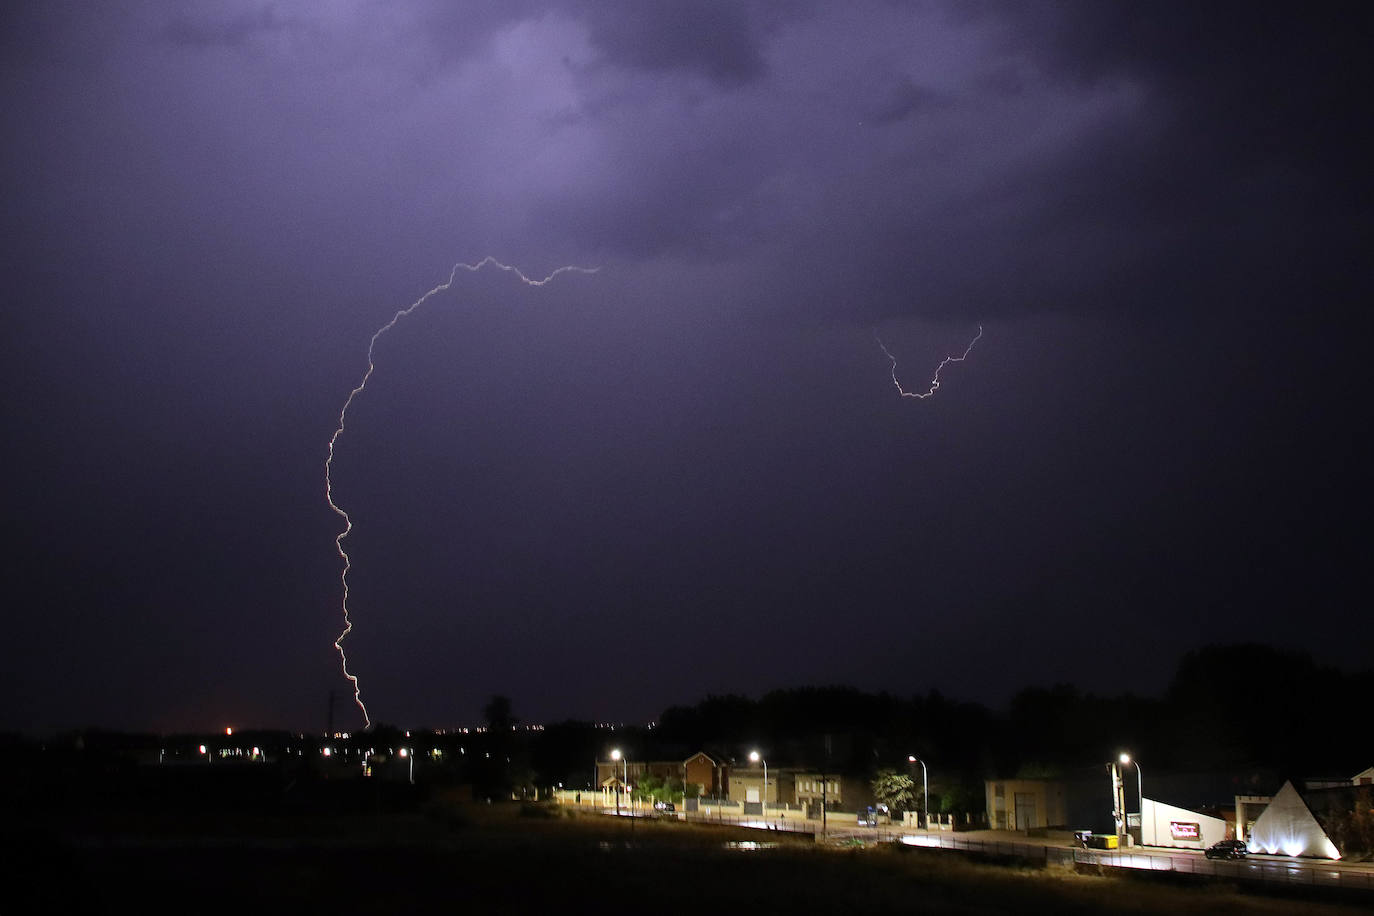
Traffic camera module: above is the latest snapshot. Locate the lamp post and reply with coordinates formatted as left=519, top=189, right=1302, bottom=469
left=749, top=750, right=767, bottom=824
left=399, top=747, right=413, bottom=784
left=611, top=748, right=628, bottom=815
left=908, top=755, right=928, bottom=829
left=1120, top=753, right=1144, bottom=845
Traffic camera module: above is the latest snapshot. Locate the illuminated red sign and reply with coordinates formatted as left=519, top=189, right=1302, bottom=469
left=1170, top=822, right=1200, bottom=839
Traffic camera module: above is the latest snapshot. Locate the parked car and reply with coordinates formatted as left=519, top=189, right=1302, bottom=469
left=1204, top=839, right=1248, bottom=860
left=653, top=801, right=675, bottom=813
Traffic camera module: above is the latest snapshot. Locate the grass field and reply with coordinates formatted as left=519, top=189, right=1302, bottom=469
left=11, top=799, right=1369, bottom=914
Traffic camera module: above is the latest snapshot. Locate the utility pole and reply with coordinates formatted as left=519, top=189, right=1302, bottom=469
left=1108, top=761, right=1127, bottom=843
left=823, top=733, right=835, bottom=838
left=820, top=770, right=828, bottom=837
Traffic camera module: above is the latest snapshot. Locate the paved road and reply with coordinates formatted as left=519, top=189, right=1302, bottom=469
left=654, top=809, right=1374, bottom=891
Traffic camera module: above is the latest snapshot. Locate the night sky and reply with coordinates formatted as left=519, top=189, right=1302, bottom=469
left=5, top=2, right=1370, bottom=735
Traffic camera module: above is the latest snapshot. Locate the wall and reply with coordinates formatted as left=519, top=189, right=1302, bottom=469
left=728, top=767, right=790, bottom=805
left=1140, top=797, right=1227, bottom=849
left=683, top=753, right=725, bottom=796
left=984, top=779, right=1067, bottom=830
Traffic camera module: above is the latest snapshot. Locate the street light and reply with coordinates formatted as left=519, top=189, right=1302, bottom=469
left=1120, top=753, right=1144, bottom=845
left=749, top=750, right=767, bottom=824
left=908, top=755, right=928, bottom=829
left=399, top=746, right=413, bottom=784
left=611, top=748, right=628, bottom=815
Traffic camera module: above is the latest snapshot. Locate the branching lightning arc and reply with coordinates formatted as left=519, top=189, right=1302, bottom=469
left=324, top=257, right=599, bottom=728
left=875, top=325, right=983, bottom=399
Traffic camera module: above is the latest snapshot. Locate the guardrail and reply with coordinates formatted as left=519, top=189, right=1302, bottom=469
left=589, top=802, right=1374, bottom=894
left=680, top=809, right=820, bottom=835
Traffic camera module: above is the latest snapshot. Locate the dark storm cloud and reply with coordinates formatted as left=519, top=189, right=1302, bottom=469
left=569, top=0, right=786, bottom=87
left=745, top=0, right=1370, bottom=326
left=958, top=0, right=1374, bottom=315
left=4, top=0, right=1369, bottom=734
left=866, top=76, right=947, bottom=124
left=164, top=5, right=300, bottom=48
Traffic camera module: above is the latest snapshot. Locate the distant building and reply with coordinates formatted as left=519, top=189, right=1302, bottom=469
left=684, top=751, right=728, bottom=797
left=595, top=751, right=729, bottom=798
left=985, top=778, right=1067, bottom=831
left=793, top=770, right=869, bottom=814
left=727, top=766, right=794, bottom=813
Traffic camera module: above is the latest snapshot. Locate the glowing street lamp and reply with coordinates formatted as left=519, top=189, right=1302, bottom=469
left=749, top=750, right=768, bottom=823
left=611, top=748, right=627, bottom=814
left=399, top=747, right=414, bottom=784
left=1120, top=753, right=1145, bottom=845
left=908, top=755, right=928, bottom=829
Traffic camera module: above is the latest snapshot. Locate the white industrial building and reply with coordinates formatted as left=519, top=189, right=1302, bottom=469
left=1139, top=797, right=1228, bottom=850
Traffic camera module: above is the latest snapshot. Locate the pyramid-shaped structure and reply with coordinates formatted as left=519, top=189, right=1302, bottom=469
left=1246, top=780, right=1341, bottom=859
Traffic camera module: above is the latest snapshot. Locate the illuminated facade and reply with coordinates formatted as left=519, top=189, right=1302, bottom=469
left=1244, top=780, right=1341, bottom=859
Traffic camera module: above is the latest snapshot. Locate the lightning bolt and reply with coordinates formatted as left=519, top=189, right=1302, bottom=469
left=875, top=325, right=983, bottom=399
left=325, top=256, right=599, bottom=728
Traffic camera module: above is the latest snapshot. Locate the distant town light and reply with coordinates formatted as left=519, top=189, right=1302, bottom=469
left=226, top=727, right=233, bottom=736
left=198, top=745, right=206, bottom=754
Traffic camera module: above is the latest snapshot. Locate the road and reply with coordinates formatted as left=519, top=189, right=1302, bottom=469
left=648, top=808, right=1374, bottom=893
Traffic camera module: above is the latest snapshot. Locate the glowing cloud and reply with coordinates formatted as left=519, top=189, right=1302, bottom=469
left=876, top=325, right=983, bottom=399
left=325, top=257, right=599, bottom=728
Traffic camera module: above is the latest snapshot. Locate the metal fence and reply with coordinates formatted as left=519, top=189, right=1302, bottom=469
left=680, top=809, right=821, bottom=834
left=583, top=801, right=1374, bottom=894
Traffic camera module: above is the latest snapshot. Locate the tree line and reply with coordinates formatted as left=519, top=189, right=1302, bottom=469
left=471, top=643, right=1370, bottom=802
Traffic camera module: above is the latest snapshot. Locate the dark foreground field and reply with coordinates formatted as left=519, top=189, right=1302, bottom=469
left=10, top=796, right=1370, bottom=915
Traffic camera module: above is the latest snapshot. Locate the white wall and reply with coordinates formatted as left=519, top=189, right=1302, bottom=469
left=1141, top=798, right=1227, bottom=849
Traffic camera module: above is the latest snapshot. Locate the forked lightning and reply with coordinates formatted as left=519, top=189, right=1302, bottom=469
left=876, top=326, right=983, bottom=399
left=325, top=257, right=598, bottom=727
